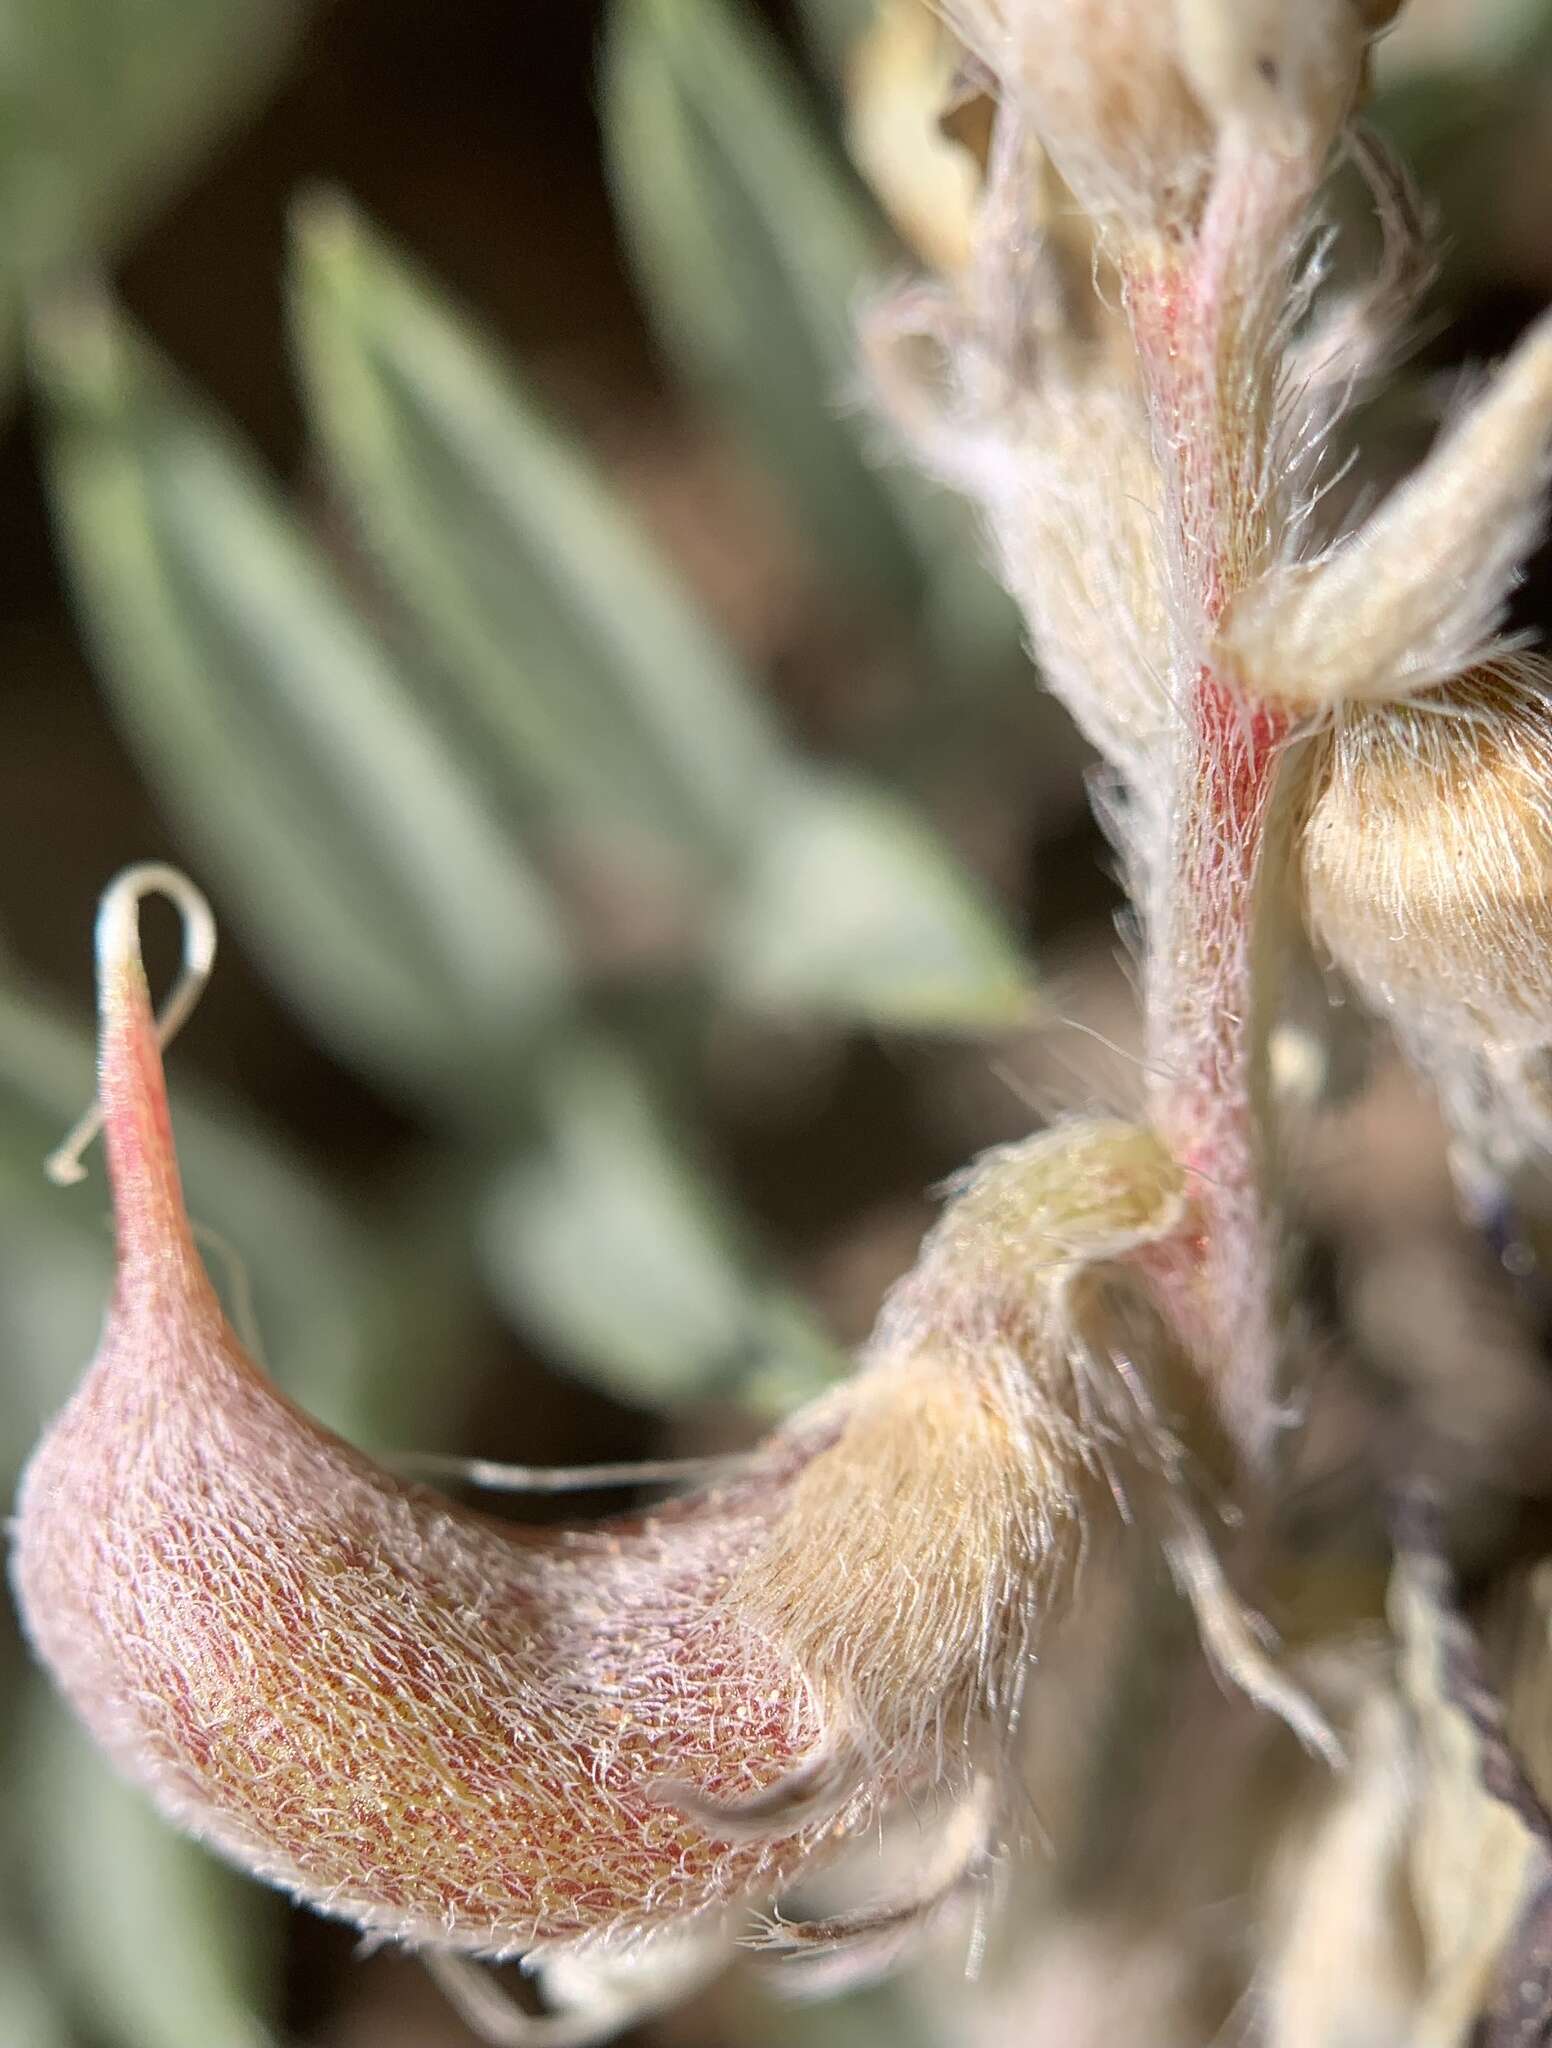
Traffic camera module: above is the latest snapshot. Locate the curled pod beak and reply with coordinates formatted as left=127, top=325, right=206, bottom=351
left=8, top=868, right=860, bottom=1957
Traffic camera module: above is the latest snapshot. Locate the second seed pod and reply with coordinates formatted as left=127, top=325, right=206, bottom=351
left=1301, top=658, right=1552, bottom=1051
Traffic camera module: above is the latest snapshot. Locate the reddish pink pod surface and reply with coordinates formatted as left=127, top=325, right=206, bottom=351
left=10, top=874, right=842, bottom=1957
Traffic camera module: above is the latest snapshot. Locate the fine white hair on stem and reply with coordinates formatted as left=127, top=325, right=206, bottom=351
left=45, top=862, right=217, bottom=1188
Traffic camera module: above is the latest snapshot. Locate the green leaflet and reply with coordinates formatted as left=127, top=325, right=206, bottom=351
left=31, top=294, right=573, bottom=1123
left=290, top=194, right=784, bottom=876
left=22, top=1694, right=281, bottom=2048
left=603, top=0, right=921, bottom=603
left=716, top=771, right=1033, bottom=1031
left=289, top=197, right=1027, bottom=1034
left=0, top=0, right=310, bottom=408
left=604, top=0, right=1019, bottom=667
left=478, top=1035, right=840, bottom=1412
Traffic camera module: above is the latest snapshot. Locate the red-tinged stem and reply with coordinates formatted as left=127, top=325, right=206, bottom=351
left=1157, top=677, right=1293, bottom=1467
left=1123, top=162, right=1309, bottom=1469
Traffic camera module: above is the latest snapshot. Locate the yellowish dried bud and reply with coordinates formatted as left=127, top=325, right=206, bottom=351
left=863, top=286, right=1170, bottom=791
left=847, top=0, right=982, bottom=274
left=950, top=0, right=1396, bottom=246
left=947, top=0, right=1212, bottom=238
left=1175, top=0, right=1372, bottom=162
left=1301, top=660, right=1552, bottom=1050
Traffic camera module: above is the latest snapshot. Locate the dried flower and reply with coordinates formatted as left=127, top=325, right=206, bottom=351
left=1300, top=657, right=1552, bottom=1192
left=1175, top=0, right=1384, bottom=164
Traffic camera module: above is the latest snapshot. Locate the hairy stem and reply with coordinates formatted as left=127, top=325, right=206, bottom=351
left=1123, top=154, right=1313, bottom=1470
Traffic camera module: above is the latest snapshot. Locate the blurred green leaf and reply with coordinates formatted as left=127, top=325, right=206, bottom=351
left=290, top=194, right=785, bottom=874
left=32, top=293, right=574, bottom=1120
left=604, top=0, right=1019, bottom=669
left=749, top=1980, right=942, bottom=2048
left=0, top=1923, right=71, bottom=2048
left=286, top=194, right=1023, bottom=1034
left=603, top=0, right=922, bottom=603
left=24, top=1692, right=280, bottom=2048
left=715, top=771, right=1032, bottom=1031
left=1367, top=0, right=1552, bottom=298
left=791, top=0, right=875, bottom=83
left=0, top=0, right=310, bottom=406
left=479, top=1036, right=838, bottom=1410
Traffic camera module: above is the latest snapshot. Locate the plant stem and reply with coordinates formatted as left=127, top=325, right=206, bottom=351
left=1122, top=154, right=1312, bottom=1470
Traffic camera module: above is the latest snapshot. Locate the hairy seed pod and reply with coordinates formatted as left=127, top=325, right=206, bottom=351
left=1301, top=661, right=1552, bottom=1051
left=10, top=870, right=1195, bottom=1963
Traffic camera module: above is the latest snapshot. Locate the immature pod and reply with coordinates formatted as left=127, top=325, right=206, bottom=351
left=1301, top=661, right=1552, bottom=1051
left=10, top=869, right=1195, bottom=1969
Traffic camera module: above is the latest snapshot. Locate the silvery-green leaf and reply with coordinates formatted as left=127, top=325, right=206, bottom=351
left=603, top=0, right=921, bottom=603
left=479, top=1036, right=839, bottom=1409
left=32, top=292, right=573, bottom=1122
left=23, top=1693, right=280, bottom=2048
left=0, top=0, right=310, bottom=408
left=290, top=195, right=784, bottom=873
left=604, top=0, right=1018, bottom=668
left=716, top=771, right=1031, bottom=1031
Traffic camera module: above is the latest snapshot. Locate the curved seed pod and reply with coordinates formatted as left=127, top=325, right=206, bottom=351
left=9, top=869, right=1196, bottom=1965
left=9, top=871, right=846, bottom=1958
left=1301, top=660, right=1552, bottom=1052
